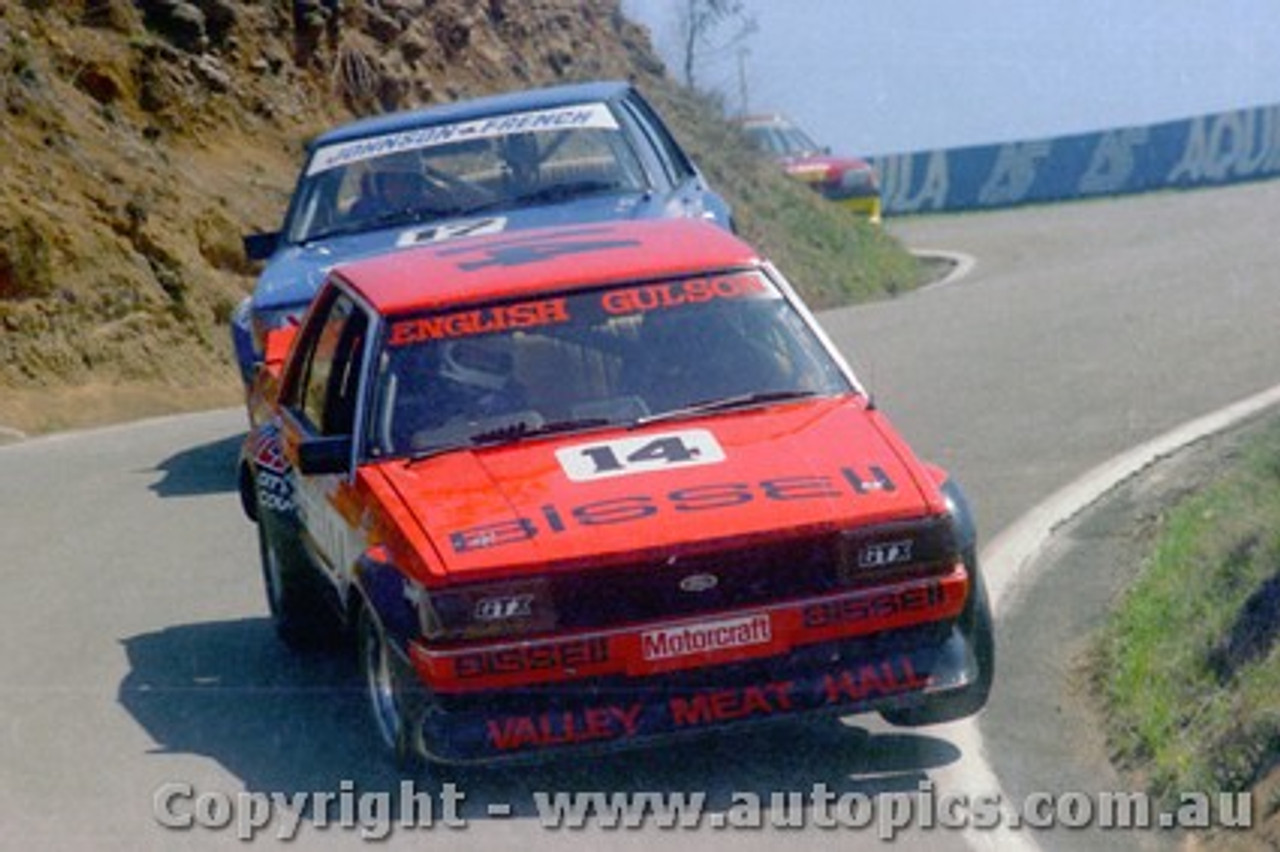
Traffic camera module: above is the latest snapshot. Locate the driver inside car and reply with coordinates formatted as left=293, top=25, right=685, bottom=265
left=350, top=152, right=434, bottom=221
left=391, top=338, right=530, bottom=451
left=628, top=303, right=792, bottom=413
left=501, top=132, right=542, bottom=197
left=436, top=338, right=528, bottom=419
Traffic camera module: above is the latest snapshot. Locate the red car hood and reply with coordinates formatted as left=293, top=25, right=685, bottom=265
left=372, top=397, right=943, bottom=584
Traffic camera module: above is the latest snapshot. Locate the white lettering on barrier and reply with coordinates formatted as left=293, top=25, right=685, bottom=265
left=883, top=105, right=1280, bottom=215
left=1079, top=128, right=1149, bottom=195
left=978, top=141, right=1052, bottom=206
left=1168, top=106, right=1280, bottom=184
left=879, top=151, right=949, bottom=213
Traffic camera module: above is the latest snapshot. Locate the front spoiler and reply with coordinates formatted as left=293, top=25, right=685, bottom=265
left=832, top=194, right=883, bottom=223
left=411, top=621, right=981, bottom=764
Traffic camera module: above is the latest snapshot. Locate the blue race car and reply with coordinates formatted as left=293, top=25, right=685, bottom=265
left=232, top=80, right=734, bottom=386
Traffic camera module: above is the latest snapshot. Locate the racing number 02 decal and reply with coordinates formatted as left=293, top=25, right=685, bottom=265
left=556, top=430, right=725, bottom=482
left=396, top=216, right=509, bottom=247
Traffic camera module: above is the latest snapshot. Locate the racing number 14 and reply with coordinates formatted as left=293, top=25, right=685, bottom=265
left=580, top=437, right=695, bottom=473
left=557, top=430, right=726, bottom=482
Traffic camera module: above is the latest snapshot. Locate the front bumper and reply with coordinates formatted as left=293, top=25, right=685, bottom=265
left=404, top=569, right=979, bottom=763
left=415, top=622, right=979, bottom=763
left=836, top=194, right=883, bottom=223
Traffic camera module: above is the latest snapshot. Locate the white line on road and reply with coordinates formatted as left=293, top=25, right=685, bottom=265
left=910, top=249, right=978, bottom=291
left=980, top=381, right=1280, bottom=616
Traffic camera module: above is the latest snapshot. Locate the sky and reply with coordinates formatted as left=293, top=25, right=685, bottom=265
left=621, top=0, right=1280, bottom=156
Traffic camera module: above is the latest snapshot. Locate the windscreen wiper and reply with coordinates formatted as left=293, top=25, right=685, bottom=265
left=634, top=390, right=819, bottom=427
left=469, top=417, right=612, bottom=445
left=403, top=440, right=472, bottom=466
left=299, top=221, right=369, bottom=245
left=303, top=207, right=454, bottom=245
left=405, top=417, right=613, bottom=465
left=513, top=180, right=628, bottom=207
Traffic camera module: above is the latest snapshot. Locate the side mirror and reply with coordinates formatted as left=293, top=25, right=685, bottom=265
left=243, top=231, right=280, bottom=262
left=297, top=435, right=352, bottom=475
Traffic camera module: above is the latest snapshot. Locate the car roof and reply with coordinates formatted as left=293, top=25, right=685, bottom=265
left=331, top=220, right=762, bottom=316
left=311, top=80, right=635, bottom=149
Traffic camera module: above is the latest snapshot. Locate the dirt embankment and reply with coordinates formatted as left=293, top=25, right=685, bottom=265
left=0, top=0, right=680, bottom=433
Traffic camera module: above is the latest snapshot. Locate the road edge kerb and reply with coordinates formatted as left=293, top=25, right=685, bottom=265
left=979, top=382, right=1280, bottom=616
left=0, top=426, right=28, bottom=445
left=911, top=249, right=977, bottom=292
left=944, top=382, right=1280, bottom=852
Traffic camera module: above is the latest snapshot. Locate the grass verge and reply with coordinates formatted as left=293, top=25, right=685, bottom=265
left=1091, top=415, right=1280, bottom=835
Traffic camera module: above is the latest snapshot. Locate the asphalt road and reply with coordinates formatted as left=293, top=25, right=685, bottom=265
left=2, top=179, right=1279, bottom=851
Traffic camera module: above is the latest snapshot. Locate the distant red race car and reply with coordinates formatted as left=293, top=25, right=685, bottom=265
left=740, top=113, right=882, bottom=222
left=239, top=219, right=991, bottom=765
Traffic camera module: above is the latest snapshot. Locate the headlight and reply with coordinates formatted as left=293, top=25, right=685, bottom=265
left=407, top=577, right=558, bottom=641
left=402, top=579, right=444, bottom=639
left=837, top=167, right=878, bottom=196
left=836, top=516, right=960, bottom=586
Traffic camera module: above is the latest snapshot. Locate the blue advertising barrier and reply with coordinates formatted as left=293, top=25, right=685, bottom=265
left=870, top=104, right=1280, bottom=215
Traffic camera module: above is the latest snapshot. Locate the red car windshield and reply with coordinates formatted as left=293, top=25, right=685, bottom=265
left=745, top=122, right=823, bottom=158
left=367, top=271, right=852, bottom=458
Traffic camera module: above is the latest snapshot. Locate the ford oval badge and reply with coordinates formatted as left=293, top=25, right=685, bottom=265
left=679, top=573, right=719, bottom=593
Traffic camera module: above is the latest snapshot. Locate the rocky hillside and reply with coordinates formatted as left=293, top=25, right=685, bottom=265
left=0, top=0, right=917, bottom=434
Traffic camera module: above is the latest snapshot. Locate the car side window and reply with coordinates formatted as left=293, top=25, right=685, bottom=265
left=286, top=291, right=369, bottom=437
left=285, top=168, right=344, bottom=244
left=621, top=93, right=695, bottom=184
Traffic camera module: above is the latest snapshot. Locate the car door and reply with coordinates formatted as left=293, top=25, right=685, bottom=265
left=277, top=285, right=375, bottom=597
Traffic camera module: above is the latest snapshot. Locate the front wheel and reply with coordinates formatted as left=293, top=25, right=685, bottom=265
left=358, top=604, right=421, bottom=769
left=258, top=517, right=342, bottom=650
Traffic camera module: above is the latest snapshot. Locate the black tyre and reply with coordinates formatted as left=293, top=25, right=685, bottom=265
left=880, top=563, right=995, bottom=726
left=238, top=462, right=258, bottom=523
left=357, top=603, right=421, bottom=769
left=257, top=516, right=343, bottom=650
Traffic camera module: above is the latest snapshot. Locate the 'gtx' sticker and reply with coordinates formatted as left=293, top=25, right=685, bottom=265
left=556, top=430, right=725, bottom=482
left=858, top=539, right=914, bottom=569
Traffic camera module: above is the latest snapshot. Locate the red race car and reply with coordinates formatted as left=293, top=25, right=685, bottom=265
left=239, top=219, right=992, bottom=765
left=739, top=113, right=883, bottom=222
